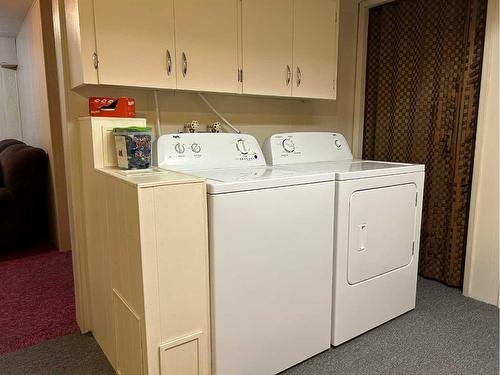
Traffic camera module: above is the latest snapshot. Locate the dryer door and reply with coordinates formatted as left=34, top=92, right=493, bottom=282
left=348, top=183, right=417, bottom=285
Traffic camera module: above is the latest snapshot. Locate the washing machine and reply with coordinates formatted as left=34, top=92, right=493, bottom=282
left=263, top=132, right=425, bottom=346
left=156, top=133, right=334, bottom=374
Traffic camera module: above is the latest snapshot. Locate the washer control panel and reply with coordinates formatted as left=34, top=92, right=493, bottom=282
left=156, top=133, right=265, bottom=171
left=262, top=132, right=353, bottom=165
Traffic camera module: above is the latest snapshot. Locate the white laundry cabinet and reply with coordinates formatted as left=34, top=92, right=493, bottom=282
left=72, top=117, right=211, bottom=375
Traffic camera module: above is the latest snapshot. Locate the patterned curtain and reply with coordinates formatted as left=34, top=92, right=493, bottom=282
left=362, top=0, right=488, bottom=286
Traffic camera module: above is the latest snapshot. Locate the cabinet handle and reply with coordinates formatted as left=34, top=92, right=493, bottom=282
left=296, top=66, right=301, bottom=87
left=182, top=52, right=188, bottom=77
left=166, top=49, right=172, bottom=76
left=92, top=52, right=98, bottom=70
left=286, top=65, right=291, bottom=86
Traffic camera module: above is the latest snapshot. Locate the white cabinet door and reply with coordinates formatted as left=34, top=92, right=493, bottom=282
left=174, top=0, right=239, bottom=93
left=93, top=0, right=176, bottom=89
left=292, top=0, right=338, bottom=99
left=241, top=0, right=293, bottom=96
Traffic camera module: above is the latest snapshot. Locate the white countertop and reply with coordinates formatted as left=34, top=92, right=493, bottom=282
left=96, top=167, right=205, bottom=188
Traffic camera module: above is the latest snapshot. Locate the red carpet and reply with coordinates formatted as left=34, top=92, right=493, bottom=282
left=0, top=246, right=79, bottom=355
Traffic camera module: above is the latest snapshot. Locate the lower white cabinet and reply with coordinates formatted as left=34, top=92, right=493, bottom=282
left=74, top=117, right=212, bottom=375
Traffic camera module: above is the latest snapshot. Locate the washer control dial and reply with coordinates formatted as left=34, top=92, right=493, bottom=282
left=236, top=139, right=249, bottom=155
left=191, top=143, right=201, bottom=153
left=174, top=143, right=186, bottom=154
left=282, top=139, right=296, bottom=153
left=334, top=139, right=342, bottom=148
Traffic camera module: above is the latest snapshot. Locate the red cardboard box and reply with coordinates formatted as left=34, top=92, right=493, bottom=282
left=89, top=97, right=136, bottom=118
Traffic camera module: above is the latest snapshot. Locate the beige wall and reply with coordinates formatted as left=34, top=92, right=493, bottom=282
left=463, top=0, right=500, bottom=307
left=74, top=86, right=343, bottom=144
left=16, top=2, right=52, bottom=151
left=0, top=67, right=22, bottom=139
left=336, top=1, right=359, bottom=152
left=16, top=0, right=71, bottom=251
left=0, top=37, right=17, bottom=66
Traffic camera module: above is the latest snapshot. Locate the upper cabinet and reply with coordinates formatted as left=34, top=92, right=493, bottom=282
left=65, top=0, right=98, bottom=86
left=65, top=0, right=339, bottom=99
left=241, top=0, right=338, bottom=99
left=241, top=0, right=293, bottom=96
left=93, top=0, right=176, bottom=89
left=175, top=0, right=239, bottom=93
left=292, top=0, right=338, bottom=99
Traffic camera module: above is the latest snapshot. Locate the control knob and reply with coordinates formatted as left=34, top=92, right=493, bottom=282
left=236, top=139, right=249, bottom=155
left=174, top=143, right=186, bottom=154
left=282, top=139, right=296, bottom=153
left=334, top=139, right=342, bottom=148
left=191, top=143, right=201, bottom=153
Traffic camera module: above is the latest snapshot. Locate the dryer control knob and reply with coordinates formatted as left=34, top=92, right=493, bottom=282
left=236, top=139, right=249, bottom=155
left=334, top=139, right=342, bottom=148
left=282, top=139, right=296, bottom=153
left=174, top=143, right=186, bottom=154
left=191, top=143, right=201, bottom=153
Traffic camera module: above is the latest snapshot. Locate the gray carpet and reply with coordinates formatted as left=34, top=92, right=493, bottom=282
left=282, top=278, right=499, bottom=375
left=0, top=277, right=497, bottom=375
left=0, top=333, right=114, bottom=375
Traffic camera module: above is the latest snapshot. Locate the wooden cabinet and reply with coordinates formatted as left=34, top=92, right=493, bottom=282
left=74, top=117, right=212, bottom=375
left=174, top=0, right=239, bottom=93
left=65, top=0, right=98, bottom=87
left=93, top=0, right=176, bottom=89
left=241, top=0, right=293, bottom=96
left=241, top=0, right=338, bottom=99
left=65, top=0, right=238, bottom=93
left=292, top=0, right=338, bottom=99
left=65, top=0, right=338, bottom=99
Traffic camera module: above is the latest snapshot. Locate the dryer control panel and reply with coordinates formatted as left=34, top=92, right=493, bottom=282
left=262, top=132, right=353, bottom=165
left=155, top=133, right=266, bottom=171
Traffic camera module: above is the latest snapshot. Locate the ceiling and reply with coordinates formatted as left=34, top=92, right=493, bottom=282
left=0, top=0, right=34, bottom=37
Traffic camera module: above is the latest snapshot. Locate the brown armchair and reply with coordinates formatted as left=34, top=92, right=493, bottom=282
left=0, top=139, right=49, bottom=249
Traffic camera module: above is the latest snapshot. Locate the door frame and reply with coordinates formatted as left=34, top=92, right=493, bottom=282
left=51, top=0, right=92, bottom=332
left=353, top=0, right=495, bottom=297
left=352, top=0, right=395, bottom=158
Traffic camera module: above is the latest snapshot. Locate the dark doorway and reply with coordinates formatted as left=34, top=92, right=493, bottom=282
left=362, top=0, right=488, bottom=286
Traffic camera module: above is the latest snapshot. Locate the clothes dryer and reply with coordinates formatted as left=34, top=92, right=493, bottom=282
left=263, top=132, right=425, bottom=346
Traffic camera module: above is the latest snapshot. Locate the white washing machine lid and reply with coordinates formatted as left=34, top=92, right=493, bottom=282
left=277, top=160, right=424, bottom=181
left=179, top=166, right=334, bottom=194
